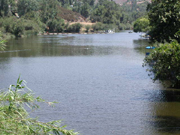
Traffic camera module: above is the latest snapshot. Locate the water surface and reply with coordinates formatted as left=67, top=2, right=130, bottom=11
left=1, top=31, right=180, bottom=135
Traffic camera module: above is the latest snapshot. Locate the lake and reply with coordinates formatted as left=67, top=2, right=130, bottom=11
left=1, top=31, right=180, bottom=135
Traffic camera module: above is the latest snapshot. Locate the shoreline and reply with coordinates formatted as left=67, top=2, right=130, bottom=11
left=39, top=32, right=115, bottom=35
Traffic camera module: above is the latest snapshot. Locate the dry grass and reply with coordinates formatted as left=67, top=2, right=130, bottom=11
left=69, top=22, right=96, bottom=26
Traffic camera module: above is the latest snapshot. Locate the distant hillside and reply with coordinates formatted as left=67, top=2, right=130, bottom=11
left=113, top=0, right=127, bottom=4
left=113, top=0, right=151, bottom=5
left=58, top=7, right=86, bottom=22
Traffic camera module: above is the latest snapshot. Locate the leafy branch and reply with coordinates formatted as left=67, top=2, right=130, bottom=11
left=0, top=76, right=78, bottom=135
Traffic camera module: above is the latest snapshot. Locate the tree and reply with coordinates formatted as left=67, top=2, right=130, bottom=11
left=66, top=23, right=82, bottom=33
left=0, top=32, right=6, bottom=50
left=80, top=2, right=90, bottom=18
left=133, top=17, right=150, bottom=32
left=0, top=0, right=16, bottom=17
left=0, top=77, right=78, bottom=134
left=143, top=40, right=180, bottom=88
left=40, top=0, right=61, bottom=24
left=85, top=25, right=91, bottom=32
left=148, top=0, right=180, bottom=42
left=17, top=0, right=39, bottom=16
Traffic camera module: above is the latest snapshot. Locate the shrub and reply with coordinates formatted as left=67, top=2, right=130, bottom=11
left=0, top=77, right=78, bottom=135
left=91, top=22, right=105, bottom=32
left=0, top=17, right=44, bottom=37
left=0, top=31, right=6, bottom=50
left=46, top=19, right=65, bottom=32
left=143, top=40, right=180, bottom=88
left=85, top=25, right=91, bottom=32
left=66, top=23, right=82, bottom=33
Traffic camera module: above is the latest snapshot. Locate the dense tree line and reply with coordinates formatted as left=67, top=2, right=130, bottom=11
left=0, top=0, right=148, bottom=37
left=140, top=0, right=180, bottom=88
left=133, top=0, right=180, bottom=43
left=147, top=0, right=180, bottom=42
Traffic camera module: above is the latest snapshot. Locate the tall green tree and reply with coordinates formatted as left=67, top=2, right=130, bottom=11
left=148, top=0, right=180, bottom=42
left=17, top=0, right=39, bottom=16
left=144, top=41, right=180, bottom=88
left=0, top=32, right=6, bottom=50
left=40, top=0, right=60, bottom=24
left=0, top=0, right=15, bottom=17
left=133, top=17, right=150, bottom=32
left=80, top=2, right=90, bottom=18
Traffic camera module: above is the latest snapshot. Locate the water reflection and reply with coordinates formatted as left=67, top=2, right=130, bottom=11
left=140, top=89, right=180, bottom=134
left=133, top=38, right=153, bottom=55
left=137, top=89, right=180, bottom=102
left=150, top=115, right=180, bottom=133
left=0, top=33, right=145, bottom=58
left=1, top=31, right=180, bottom=135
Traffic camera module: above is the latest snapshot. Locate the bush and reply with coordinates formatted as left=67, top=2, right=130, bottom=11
left=85, top=25, right=91, bottom=32
left=143, top=40, right=180, bottom=88
left=0, top=31, right=6, bottom=50
left=91, top=22, right=105, bottom=32
left=0, top=17, right=25, bottom=37
left=66, top=23, right=82, bottom=33
left=133, top=17, right=150, bottom=33
left=0, top=17, right=44, bottom=37
left=46, top=19, right=65, bottom=32
left=0, top=77, right=78, bottom=135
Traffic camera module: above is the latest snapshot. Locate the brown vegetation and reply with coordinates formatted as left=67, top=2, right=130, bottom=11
left=58, top=7, right=86, bottom=22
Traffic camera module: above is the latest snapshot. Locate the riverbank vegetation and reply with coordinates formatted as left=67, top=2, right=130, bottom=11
left=143, top=41, right=180, bottom=88
left=0, top=31, right=78, bottom=135
left=0, top=0, right=149, bottom=37
left=0, top=32, right=6, bottom=50
left=133, top=0, right=180, bottom=42
left=0, top=75, right=78, bottom=134
left=138, top=0, right=180, bottom=88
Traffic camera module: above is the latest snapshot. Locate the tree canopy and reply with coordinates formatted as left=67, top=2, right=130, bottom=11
left=148, top=0, right=180, bottom=42
left=143, top=41, right=180, bottom=88
left=0, top=0, right=149, bottom=36
left=133, top=16, right=150, bottom=32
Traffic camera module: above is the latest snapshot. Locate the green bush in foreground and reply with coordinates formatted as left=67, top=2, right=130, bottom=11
left=0, top=77, right=78, bottom=135
left=143, top=40, right=180, bottom=88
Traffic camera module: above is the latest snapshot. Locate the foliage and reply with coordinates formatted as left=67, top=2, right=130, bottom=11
left=121, top=0, right=149, bottom=24
left=0, top=0, right=150, bottom=35
left=133, top=16, right=150, bottom=32
left=91, top=22, right=105, bottom=31
left=143, top=41, right=180, bottom=88
left=0, top=17, right=24, bottom=37
left=17, top=0, right=39, bottom=16
left=0, top=32, right=6, bottom=51
left=91, top=1, right=122, bottom=25
left=148, top=0, right=180, bottom=42
left=66, top=23, right=82, bottom=33
left=0, top=17, right=43, bottom=37
left=47, top=18, right=65, bottom=32
left=0, top=77, right=78, bottom=135
left=85, top=25, right=91, bottom=32
left=0, top=0, right=16, bottom=17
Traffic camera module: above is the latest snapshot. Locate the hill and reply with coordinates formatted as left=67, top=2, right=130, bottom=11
left=113, top=0, right=151, bottom=5
left=58, top=7, right=86, bottom=22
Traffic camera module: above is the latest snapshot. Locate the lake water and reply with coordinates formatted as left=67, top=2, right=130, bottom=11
left=1, top=31, right=180, bottom=135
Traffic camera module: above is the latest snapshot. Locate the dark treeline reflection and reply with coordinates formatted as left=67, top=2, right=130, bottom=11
left=138, top=89, right=180, bottom=102
left=141, top=89, right=180, bottom=134
left=0, top=34, right=141, bottom=58
left=133, top=38, right=153, bottom=55
left=149, top=115, right=180, bottom=133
